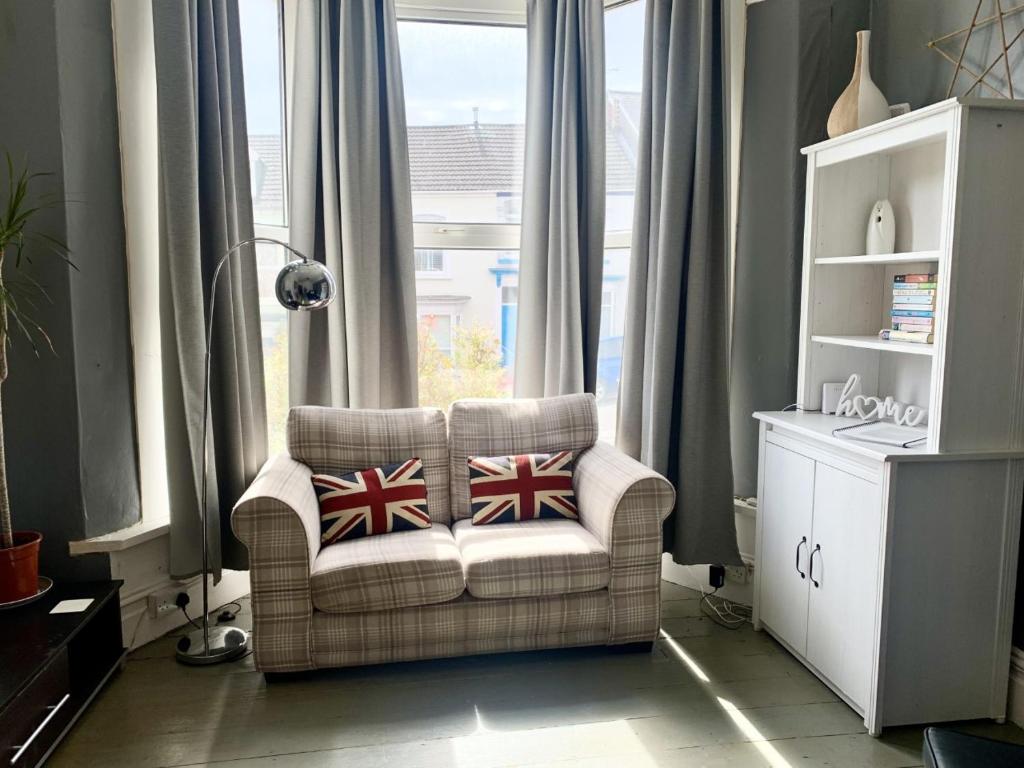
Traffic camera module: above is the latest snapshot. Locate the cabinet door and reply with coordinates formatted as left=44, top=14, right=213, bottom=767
left=759, top=441, right=815, bottom=654
left=806, top=462, right=882, bottom=710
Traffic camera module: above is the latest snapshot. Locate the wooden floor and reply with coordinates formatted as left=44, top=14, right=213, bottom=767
left=50, top=582, right=1024, bottom=767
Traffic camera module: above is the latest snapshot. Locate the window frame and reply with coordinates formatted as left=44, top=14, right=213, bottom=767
left=399, top=0, right=637, bottom=254
left=399, top=10, right=526, bottom=254
left=395, top=0, right=526, bottom=26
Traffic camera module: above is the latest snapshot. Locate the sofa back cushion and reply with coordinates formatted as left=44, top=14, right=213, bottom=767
left=448, top=394, right=598, bottom=521
left=288, top=406, right=451, bottom=525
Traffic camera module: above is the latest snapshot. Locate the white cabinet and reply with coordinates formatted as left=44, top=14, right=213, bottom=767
left=757, top=439, right=882, bottom=714
left=754, top=98, right=1024, bottom=736
left=753, top=418, right=1023, bottom=736
left=758, top=442, right=814, bottom=654
left=805, top=462, right=881, bottom=711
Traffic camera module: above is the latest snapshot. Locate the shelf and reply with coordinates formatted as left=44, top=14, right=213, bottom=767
left=810, top=334, right=935, bottom=356
left=814, top=250, right=942, bottom=266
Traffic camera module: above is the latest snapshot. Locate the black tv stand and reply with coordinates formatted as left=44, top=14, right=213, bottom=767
left=0, top=581, right=125, bottom=767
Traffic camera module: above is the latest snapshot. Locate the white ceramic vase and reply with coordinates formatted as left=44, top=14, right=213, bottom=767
left=866, top=199, right=895, bottom=255
left=827, top=30, right=890, bottom=139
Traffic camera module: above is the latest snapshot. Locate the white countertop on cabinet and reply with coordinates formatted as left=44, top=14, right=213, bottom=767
left=754, top=411, right=1024, bottom=463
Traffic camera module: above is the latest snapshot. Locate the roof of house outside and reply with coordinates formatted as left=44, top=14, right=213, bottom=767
left=406, top=120, right=636, bottom=193
left=246, top=91, right=642, bottom=210
left=249, top=134, right=285, bottom=219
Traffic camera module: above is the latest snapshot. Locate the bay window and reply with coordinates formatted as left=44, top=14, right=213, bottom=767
left=240, top=0, right=646, bottom=443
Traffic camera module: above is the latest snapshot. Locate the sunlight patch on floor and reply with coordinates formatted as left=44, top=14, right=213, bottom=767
left=717, top=697, right=794, bottom=768
left=660, top=629, right=795, bottom=767
left=658, top=628, right=710, bottom=683
left=451, top=715, right=659, bottom=767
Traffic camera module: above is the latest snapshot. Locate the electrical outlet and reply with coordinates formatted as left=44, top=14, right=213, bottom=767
left=147, top=587, right=183, bottom=618
left=725, top=564, right=754, bottom=584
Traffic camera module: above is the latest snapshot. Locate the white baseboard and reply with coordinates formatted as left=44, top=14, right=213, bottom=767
left=119, top=569, right=250, bottom=650
left=74, top=526, right=251, bottom=650
left=661, top=555, right=753, bottom=605
left=1009, top=646, right=1024, bottom=728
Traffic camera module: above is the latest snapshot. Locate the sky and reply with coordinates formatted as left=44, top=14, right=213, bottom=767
left=239, top=0, right=646, bottom=133
left=239, top=0, right=283, bottom=135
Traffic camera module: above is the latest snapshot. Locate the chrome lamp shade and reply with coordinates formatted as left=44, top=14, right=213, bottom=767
left=176, top=237, right=335, bottom=666
left=275, top=257, right=337, bottom=311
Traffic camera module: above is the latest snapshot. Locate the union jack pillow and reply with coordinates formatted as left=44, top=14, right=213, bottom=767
left=313, top=458, right=431, bottom=545
left=468, top=451, right=578, bottom=526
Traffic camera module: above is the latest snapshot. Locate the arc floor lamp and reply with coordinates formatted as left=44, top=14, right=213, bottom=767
left=176, top=236, right=336, bottom=666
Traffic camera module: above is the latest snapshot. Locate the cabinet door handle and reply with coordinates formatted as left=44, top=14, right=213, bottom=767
left=795, top=536, right=807, bottom=578
left=809, top=544, right=821, bottom=588
left=10, top=693, right=70, bottom=765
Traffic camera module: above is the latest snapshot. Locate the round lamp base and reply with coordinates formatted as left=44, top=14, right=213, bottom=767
left=175, top=626, right=249, bottom=666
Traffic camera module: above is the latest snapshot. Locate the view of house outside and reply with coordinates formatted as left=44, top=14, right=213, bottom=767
left=241, top=1, right=646, bottom=450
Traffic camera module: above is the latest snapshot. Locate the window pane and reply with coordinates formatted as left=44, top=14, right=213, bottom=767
left=600, top=0, right=645, bottom=444
left=415, top=249, right=445, bottom=273
left=605, top=0, right=644, bottom=238
left=254, top=239, right=289, bottom=454
left=239, top=0, right=286, bottom=226
left=416, top=251, right=516, bottom=412
left=398, top=21, right=526, bottom=224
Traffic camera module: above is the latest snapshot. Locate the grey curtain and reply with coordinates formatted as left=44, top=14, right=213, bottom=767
left=616, top=0, right=740, bottom=566
left=288, top=0, right=418, bottom=409
left=729, top=0, right=869, bottom=497
left=514, top=0, right=605, bottom=398
left=152, top=0, right=267, bottom=579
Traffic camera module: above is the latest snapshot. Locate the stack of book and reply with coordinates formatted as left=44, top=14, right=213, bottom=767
left=879, top=272, right=936, bottom=344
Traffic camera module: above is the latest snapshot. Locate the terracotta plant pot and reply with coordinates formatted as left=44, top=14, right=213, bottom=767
left=0, top=531, right=42, bottom=603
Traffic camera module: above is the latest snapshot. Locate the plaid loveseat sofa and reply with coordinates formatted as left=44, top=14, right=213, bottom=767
left=232, top=393, right=675, bottom=673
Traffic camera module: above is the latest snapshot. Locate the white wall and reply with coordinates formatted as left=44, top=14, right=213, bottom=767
left=111, top=0, right=169, bottom=527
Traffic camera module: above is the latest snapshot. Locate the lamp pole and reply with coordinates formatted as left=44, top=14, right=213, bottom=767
left=176, top=237, right=335, bottom=665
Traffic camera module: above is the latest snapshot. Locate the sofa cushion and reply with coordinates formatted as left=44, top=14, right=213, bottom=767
left=313, top=459, right=431, bottom=545
left=452, top=518, right=609, bottom=599
left=288, top=405, right=452, bottom=524
left=310, top=527, right=464, bottom=613
left=469, top=451, right=578, bottom=525
left=448, top=394, right=598, bottom=521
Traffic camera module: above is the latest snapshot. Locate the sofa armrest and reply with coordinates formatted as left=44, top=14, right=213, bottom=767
left=231, top=453, right=320, bottom=672
left=574, top=441, right=675, bottom=644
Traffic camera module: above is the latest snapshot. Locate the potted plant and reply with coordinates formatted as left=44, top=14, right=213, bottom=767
left=0, top=155, right=69, bottom=603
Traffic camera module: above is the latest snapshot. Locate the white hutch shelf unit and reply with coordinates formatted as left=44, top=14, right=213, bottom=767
left=753, top=98, right=1024, bottom=736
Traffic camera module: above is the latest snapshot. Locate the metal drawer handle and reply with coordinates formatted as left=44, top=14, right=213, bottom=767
left=809, top=544, right=821, bottom=588
left=795, top=536, right=807, bottom=578
left=10, top=693, right=70, bottom=765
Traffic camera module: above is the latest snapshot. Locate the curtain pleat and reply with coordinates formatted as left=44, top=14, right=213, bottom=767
left=616, top=0, right=741, bottom=566
left=152, top=0, right=267, bottom=579
left=288, top=0, right=418, bottom=409
left=514, top=0, right=605, bottom=398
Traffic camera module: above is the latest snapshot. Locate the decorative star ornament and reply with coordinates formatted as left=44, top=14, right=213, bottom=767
left=927, top=0, right=1024, bottom=100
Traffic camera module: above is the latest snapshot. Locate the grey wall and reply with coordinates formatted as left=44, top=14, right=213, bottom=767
left=0, top=0, right=140, bottom=579
left=871, top=0, right=1024, bottom=108
left=56, top=0, right=140, bottom=539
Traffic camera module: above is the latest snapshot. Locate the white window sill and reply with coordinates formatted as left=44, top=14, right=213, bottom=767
left=68, top=515, right=171, bottom=556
